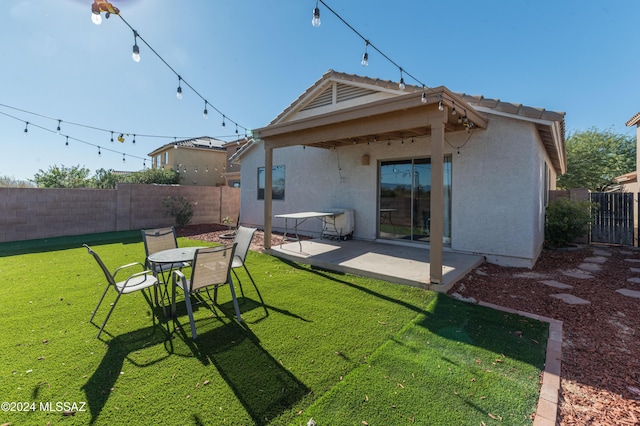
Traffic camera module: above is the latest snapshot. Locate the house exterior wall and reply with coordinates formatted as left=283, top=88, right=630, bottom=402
left=240, top=113, right=554, bottom=267
left=152, top=147, right=227, bottom=187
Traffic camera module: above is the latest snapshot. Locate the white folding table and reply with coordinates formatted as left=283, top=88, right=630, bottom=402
left=275, top=211, right=338, bottom=251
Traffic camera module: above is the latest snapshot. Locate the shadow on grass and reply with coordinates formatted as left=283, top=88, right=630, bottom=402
left=417, top=292, right=548, bottom=367
left=81, top=323, right=172, bottom=424
left=176, top=317, right=311, bottom=426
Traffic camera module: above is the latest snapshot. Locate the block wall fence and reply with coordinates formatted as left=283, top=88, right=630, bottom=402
left=0, top=184, right=240, bottom=243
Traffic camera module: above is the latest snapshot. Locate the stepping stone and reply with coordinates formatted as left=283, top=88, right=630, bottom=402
left=539, top=280, right=573, bottom=290
left=627, top=277, right=640, bottom=284
left=583, top=256, right=607, bottom=263
left=550, top=293, right=591, bottom=304
left=561, top=269, right=593, bottom=279
left=592, top=249, right=612, bottom=257
left=616, top=289, right=640, bottom=298
left=579, top=263, right=601, bottom=272
left=630, top=268, right=640, bottom=273
left=624, top=258, right=640, bottom=263
left=513, top=272, right=549, bottom=279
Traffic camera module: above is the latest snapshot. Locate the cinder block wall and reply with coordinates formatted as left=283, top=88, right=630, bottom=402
left=0, top=184, right=240, bottom=243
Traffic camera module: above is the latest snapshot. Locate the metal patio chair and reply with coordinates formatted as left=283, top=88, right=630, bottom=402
left=85, top=244, right=158, bottom=339
left=171, top=244, right=242, bottom=339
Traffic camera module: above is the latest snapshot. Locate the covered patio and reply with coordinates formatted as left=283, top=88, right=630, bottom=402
left=254, top=83, right=488, bottom=285
left=266, top=238, right=484, bottom=292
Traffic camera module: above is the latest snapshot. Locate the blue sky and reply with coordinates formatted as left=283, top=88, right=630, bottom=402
left=2, top=0, right=639, bottom=181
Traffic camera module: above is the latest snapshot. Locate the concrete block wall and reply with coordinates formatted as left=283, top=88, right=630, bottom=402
left=0, top=184, right=240, bottom=243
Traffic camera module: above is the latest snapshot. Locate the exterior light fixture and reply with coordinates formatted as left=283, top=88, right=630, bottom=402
left=361, top=41, right=369, bottom=66
left=56, top=119, right=62, bottom=134
left=312, top=0, right=321, bottom=27
left=132, top=31, right=140, bottom=62
left=203, top=101, right=208, bottom=119
left=176, top=76, right=183, bottom=100
left=398, top=69, right=405, bottom=90
left=421, top=86, right=427, bottom=104
left=91, top=0, right=120, bottom=25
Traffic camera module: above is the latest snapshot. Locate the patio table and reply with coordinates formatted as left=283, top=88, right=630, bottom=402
left=275, top=211, right=339, bottom=251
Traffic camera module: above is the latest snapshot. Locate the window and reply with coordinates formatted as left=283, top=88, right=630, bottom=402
left=163, top=152, right=168, bottom=165
left=258, top=165, right=285, bottom=200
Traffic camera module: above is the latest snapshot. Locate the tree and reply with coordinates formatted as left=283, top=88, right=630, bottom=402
left=0, top=175, right=35, bottom=188
left=122, top=168, right=181, bottom=185
left=93, top=168, right=119, bottom=189
left=32, top=165, right=92, bottom=188
left=557, top=128, right=636, bottom=191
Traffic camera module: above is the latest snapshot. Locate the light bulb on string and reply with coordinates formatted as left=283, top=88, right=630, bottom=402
left=110, top=131, right=114, bottom=143
left=176, top=76, right=183, bottom=100
left=122, top=154, right=126, bottom=163
left=421, top=86, right=428, bottom=104
left=221, top=115, right=226, bottom=128
left=438, top=100, right=444, bottom=111
left=398, top=68, right=405, bottom=90
left=98, top=146, right=101, bottom=156
left=56, top=119, right=62, bottom=134
left=24, top=122, right=28, bottom=135
left=132, top=31, right=140, bottom=62
left=65, top=136, right=69, bottom=147
left=235, top=124, right=239, bottom=134
left=132, top=134, right=136, bottom=144
left=451, top=101, right=457, bottom=116
left=203, top=101, right=208, bottom=119
left=91, top=2, right=102, bottom=25
left=361, top=41, right=369, bottom=66
left=312, top=0, right=321, bottom=27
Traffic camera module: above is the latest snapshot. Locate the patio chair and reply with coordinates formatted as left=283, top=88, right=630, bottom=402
left=141, top=226, right=188, bottom=273
left=231, top=226, right=258, bottom=299
left=171, top=244, right=242, bottom=339
left=84, top=244, right=158, bottom=339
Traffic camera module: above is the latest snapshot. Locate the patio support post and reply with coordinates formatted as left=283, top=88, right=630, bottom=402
left=430, top=121, right=445, bottom=285
left=264, top=141, right=273, bottom=249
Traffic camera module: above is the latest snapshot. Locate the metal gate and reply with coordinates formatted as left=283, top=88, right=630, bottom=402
left=590, top=192, right=634, bottom=246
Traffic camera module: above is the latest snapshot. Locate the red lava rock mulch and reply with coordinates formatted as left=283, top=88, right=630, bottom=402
left=448, top=246, right=640, bottom=425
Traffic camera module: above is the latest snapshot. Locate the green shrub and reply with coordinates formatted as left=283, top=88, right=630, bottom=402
left=545, top=197, right=595, bottom=247
left=163, top=196, right=193, bottom=227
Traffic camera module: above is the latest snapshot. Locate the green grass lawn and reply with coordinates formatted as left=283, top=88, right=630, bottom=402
left=0, top=234, right=548, bottom=425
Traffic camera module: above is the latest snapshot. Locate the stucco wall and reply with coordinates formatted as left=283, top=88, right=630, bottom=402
left=0, top=184, right=240, bottom=243
left=239, top=113, right=555, bottom=267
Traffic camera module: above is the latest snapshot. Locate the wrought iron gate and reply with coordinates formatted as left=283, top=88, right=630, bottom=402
left=590, top=192, right=634, bottom=246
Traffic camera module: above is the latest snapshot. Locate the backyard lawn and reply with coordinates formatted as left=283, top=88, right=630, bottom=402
left=0, top=234, right=548, bottom=425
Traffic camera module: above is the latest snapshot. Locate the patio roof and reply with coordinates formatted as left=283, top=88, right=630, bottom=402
left=254, top=85, right=488, bottom=149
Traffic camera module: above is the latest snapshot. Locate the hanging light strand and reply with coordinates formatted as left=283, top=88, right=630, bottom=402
left=0, top=110, right=149, bottom=163
left=113, top=13, right=251, bottom=139
left=315, top=0, right=428, bottom=90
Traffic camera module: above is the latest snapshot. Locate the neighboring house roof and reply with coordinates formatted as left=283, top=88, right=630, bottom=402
left=228, top=137, right=255, bottom=164
left=626, top=112, right=640, bottom=127
left=147, top=136, right=226, bottom=157
left=256, top=70, right=566, bottom=173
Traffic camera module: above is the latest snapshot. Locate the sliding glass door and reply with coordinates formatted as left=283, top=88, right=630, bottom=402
left=378, top=156, right=451, bottom=244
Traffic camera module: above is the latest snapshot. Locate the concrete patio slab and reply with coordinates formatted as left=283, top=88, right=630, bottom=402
left=266, top=239, right=484, bottom=292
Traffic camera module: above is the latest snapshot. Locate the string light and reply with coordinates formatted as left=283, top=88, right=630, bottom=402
left=122, top=153, right=126, bottom=162
left=451, top=101, right=457, bottom=116
left=65, top=136, right=69, bottom=147
left=24, top=122, right=28, bottom=135
left=131, top=30, right=140, bottom=62
left=176, top=76, right=183, bottom=100
left=398, top=68, right=405, bottom=90
left=438, top=100, right=444, bottom=111
left=110, top=131, right=114, bottom=143
left=221, top=115, right=226, bottom=128
left=56, top=119, right=61, bottom=134
left=312, top=0, right=321, bottom=27
left=203, top=100, right=208, bottom=119
left=361, top=41, right=369, bottom=66
left=98, top=146, right=101, bottom=156
left=421, top=85, right=427, bottom=104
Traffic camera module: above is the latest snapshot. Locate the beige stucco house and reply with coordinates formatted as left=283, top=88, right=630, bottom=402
left=235, top=70, right=566, bottom=283
left=614, top=112, right=640, bottom=192
left=148, top=136, right=244, bottom=187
